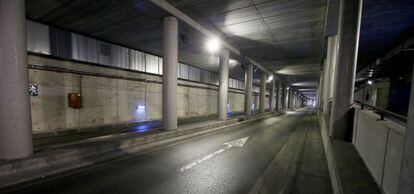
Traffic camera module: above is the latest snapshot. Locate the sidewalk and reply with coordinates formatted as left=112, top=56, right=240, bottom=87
left=290, top=116, right=332, bottom=194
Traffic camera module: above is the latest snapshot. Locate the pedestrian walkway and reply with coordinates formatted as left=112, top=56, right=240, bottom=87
left=290, top=116, right=332, bottom=194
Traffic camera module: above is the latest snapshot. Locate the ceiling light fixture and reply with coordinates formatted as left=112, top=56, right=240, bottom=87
left=266, top=75, right=274, bottom=83
left=206, top=37, right=220, bottom=53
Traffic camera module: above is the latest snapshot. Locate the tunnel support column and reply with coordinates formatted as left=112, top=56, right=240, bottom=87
left=329, top=0, right=363, bottom=140
left=259, top=72, right=266, bottom=113
left=323, top=36, right=338, bottom=116
left=162, top=16, right=178, bottom=130
left=399, top=67, right=414, bottom=194
left=218, top=48, right=229, bottom=120
left=0, top=0, right=33, bottom=159
left=269, top=77, right=276, bottom=112
left=276, top=80, right=281, bottom=111
left=284, top=87, right=288, bottom=110
left=244, top=64, right=253, bottom=116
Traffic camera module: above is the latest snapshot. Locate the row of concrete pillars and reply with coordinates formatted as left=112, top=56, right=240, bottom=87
left=163, top=16, right=305, bottom=127
left=316, top=0, right=414, bottom=193
left=0, top=0, right=306, bottom=160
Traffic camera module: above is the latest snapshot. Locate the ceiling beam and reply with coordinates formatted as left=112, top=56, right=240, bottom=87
left=148, top=0, right=275, bottom=77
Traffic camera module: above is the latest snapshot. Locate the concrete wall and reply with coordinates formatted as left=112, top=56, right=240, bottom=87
left=28, top=55, right=247, bottom=133
left=354, top=80, right=390, bottom=109
left=353, top=108, right=406, bottom=194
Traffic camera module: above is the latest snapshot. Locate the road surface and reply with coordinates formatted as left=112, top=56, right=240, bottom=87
left=4, top=111, right=331, bottom=194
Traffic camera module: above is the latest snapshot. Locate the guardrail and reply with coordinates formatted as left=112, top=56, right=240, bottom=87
left=354, top=100, right=407, bottom=123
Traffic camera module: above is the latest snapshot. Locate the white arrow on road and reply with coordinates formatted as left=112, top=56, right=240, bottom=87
left=178, top=137, right=249, bottom=172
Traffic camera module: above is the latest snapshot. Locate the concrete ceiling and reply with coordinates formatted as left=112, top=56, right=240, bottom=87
left=25, top=0, right=413, bottom=99
left=167, top=0, right=326, bottom=96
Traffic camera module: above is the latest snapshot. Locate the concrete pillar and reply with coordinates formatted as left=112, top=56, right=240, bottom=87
left=259, top=72, right=266, bottom=113
left=0, top=0, right=33, bottom=159
left=244, top=64, right=253, bottom=116
left=329, top=0, right=363, bottom=140
left=323, top=36, right=339, bottom=116
left=269, top=77, right=276, bottom=112
left=280, top=84, right=285, bottom=110
left=162, top=16, right=178, bottom=130
left=295, top=94, right=298, bottom=108
left=287, top=90, right=291, bottom=109
left=399, top=67, right=414, bottom=194
left=294, top=93, right=297, bottom=109
left=218, top=48, right=229, bottom=120
left=285, top=87, right=289, bottom=109
left=276, top=80, right=281, bottom=111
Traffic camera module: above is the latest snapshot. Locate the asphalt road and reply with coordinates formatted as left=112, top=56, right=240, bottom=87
left=7, top=111, right=329, bottom=194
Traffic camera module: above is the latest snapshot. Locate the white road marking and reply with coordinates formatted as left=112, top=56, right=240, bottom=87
left=178, top=137, right=249, bottom=172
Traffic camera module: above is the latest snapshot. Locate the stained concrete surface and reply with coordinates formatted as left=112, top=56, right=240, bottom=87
left=3, top=111, right=331, bottom=194
left=29, top=55, right=251, bottom=133
left=332, top=140, right=381, bottom=194
left=290, top=117, right=332, bottom=194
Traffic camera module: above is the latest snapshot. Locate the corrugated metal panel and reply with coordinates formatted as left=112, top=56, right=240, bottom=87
left=145, top=54, right=159, bottom=74
left=231, top=78, right=237, bottom=88
left=188, top=66, right=201, bottom=82
left=158, top=58, right=163, bottom=75
left=239, top=81, right=245, bottom=89
left=26, top=20, right=50, bottom=54
left=201, top=70, right=210, bottom=83
left=129, top=49, right=146, bottom=72
left=210, top=72, right=219, bottom=85
left=71, top=33, right=98, bottom=63
left=228, top=78, right=233, bottom=88
left=97, top=41, right=112, bottom=66
left=111, top=45, right=129, bottom=69
left=50, top=27, right=72, bottom=59
left=179, top=63, right=189, bottom=79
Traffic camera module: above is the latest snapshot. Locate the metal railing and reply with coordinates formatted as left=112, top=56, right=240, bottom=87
left=354, top=100, right=407, bottom=123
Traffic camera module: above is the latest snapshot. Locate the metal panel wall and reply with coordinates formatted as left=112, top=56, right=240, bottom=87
left=26, top=20, right=50, bottom=55
left=129, top=49, right=146, bottom=72
left=210, top=72, right=219, bottom=85
left=228, top=78, right=234, bottom=88
left=158, top=58, right=163, bottom=75
left=97, top=41, right=112, bottom=66
left=72, top=33, right=98, bottom=63
left=201, top=70, right=210, bottom=83
left=240, top=81, right=245, bottom=89
left=188, top=66, right=201, bottom=82
left=179, top=63, right=189, bottom=79
left=25, top=20, right=251, bottom=88
left=145, top=54, right=159, bottom=74
left=111, top=45, right=129, bottom=69
left=50, top=27, right=72, bottom=59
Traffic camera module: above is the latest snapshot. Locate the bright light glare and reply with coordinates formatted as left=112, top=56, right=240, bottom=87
left=287, top=87, right=290, bottom=90
left=229, top=59, right=238, bottom=66
left=367, top=80, right=373, bottom=85
left=266, top=75, right=274, bottom=83
left=206, top=38, right=220, bottom=53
